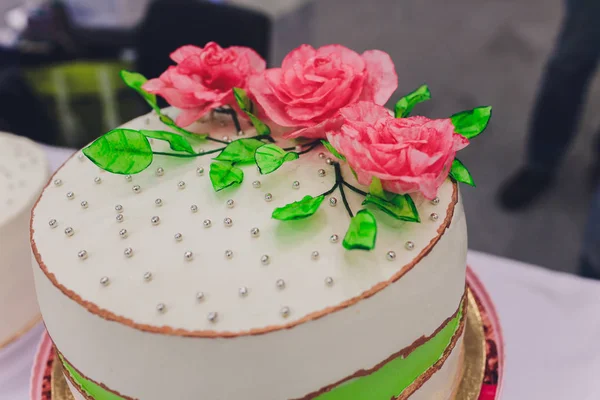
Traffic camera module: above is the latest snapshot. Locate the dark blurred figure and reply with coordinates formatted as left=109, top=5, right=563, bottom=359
left=498, top=0, right=600, bottom=279
left=136, top=0, right=271, bottom=85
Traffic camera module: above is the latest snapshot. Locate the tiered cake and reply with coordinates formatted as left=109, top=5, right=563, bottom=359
left=0, top=132, right=48, bottom=348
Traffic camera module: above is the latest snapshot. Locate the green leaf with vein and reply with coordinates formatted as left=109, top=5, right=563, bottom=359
left=272, top=195, right=325, bottom=221
left=343, top=209, right=378, bottom=250
left=362, top=193, right=420, bottom=222
left=159, top=114, right=208, bottom=140
left=214, top=138, right=264, bottom=164
left=120, top=70, right=160, bottom=113
left=450, top=106, right=492, bottom=139
left=321, top=140, right=346, bottom=161
left=233, top=87, right=271, bottom=136
left=255, top=144, right=299, bottom=174
left=449, top=158, right=475, bottom=186
left=140, top=130, right=194, bottom=154
left=369, top=177, right=385, bottom=198
left=395, top=84, right=431, bottom=118
left=83, top=129, right=152, bottom=175
left=209, top=162, right=244, bottom=192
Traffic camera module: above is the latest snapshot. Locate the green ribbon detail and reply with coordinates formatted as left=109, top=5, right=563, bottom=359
left=60, top=302, right=463, bottom=400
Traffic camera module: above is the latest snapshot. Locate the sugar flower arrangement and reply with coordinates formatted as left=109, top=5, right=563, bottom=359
left=84, top=42, right=491, bottom=251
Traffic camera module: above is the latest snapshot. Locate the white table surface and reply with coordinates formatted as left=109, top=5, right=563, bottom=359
left=2, top=145, right=600, bottom=400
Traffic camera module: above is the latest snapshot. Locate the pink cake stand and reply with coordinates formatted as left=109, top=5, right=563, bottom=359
left=31, top=267, right=504, bottom=400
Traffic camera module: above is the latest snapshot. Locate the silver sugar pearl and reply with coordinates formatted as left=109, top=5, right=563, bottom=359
left=237, top=130, right=244, bottom=136
left=191, top=205, right=198, bottom=213
left=292, top=181, right=300, bottom=189
left=143, top=272, right=152, bottom=282
left=224, top=217, right=233, bottom=227
left=226, top=199, right=235, bottom=208
left=156, top=303, right=166, bottom=313
left=250, top=227, right=260, bottom=237
left=184, top=251, right=194, bottom=261
left=156, top=167, right=164, bottom=176
left=155, top=198, right=163, bottom=207
left=203, top=219, right=212, bottom=228
left=124, top=247, right=133, bottom=257
left=225, top=249, right=234, bottom=259
left=94, top=177, right=102, bottom=184
left=431, top=197, right=440, bottom=205
left=261, top=254, right=270, bottom=265
left=326, top=158, right=333, bottom=165
left=80, top=201, right=88, bottom=209
left=276, top=279, right=286, bottom=289
left=125, top=175, right=133, bottom=182
left=264, top=193, right=273, bottom=202
left=252, top=180, right=262, bottom=188
left=318, top=152, right=325, bottom=159
left=178, top=181, right=186, bottom=189
left=330, top=234, right=339, bottom=243
left=386, top=251, right=396, bottom=261
left=53, top=179, right=62, bottom=187
left=64, top=227, right=74, bottom=237
left=329, top=197, right=338, bottom=207
left=207, top=312, right=218, bottom=322
left=430, top=212, right=439, bottom=221
left=132, top=185, right=141, bottom=193
left=295, top=145, right=302, bottom=152
left=100, top=276, right=110, bottom=286
left=280, top=306, right=291, bottom=318
left=197, top=167, right=205, bottom=176
left=325, top=276, right=334, bottom=286
left=78, top=250, right=88, bottom=260
left=222, top=136, right=229, bottom=142
left=115, top=204, right=123, bottom=212
left=116, top=214, right=124, bottom=223
left=77, top=153, right=84, bottom=161
left=66, top=191, right=75, bottom=200
left=311, top=251, right=319, bottom=260
left=151, top=216, right=160, bottom=225
left=174, top=232, right=183, bottom=241
left=196, top=292, right=205, bottom=302
left=239, top=286, right=249, bottom=297
left=49, top=219, right=58, bottom=228
left=405, top=241, right=415, bottom=250
left=318, top=169, right=326, bottom=177
left=119, top=229, right=128, bottom=238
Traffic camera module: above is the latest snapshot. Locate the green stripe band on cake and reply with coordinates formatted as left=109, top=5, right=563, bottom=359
left=60, top=303, right=463, bottom=400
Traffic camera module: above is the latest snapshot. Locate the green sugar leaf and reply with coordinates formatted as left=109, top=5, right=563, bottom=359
left=214, top=138, right=264, bottom=164
left=362, top=193, right=420, bottom=222
left=394, top=84, right=431, bottom=118
left=247, top=113, right=271, bottom=136
left=255, top=144, right=299, bottom=174
left=321, top=140, right=346, bottom=161
left=369, top=177, right=385, bottom=198
left=140, top=130, right=194, bottom=154
left=159, top=114, right=208, bottom=140
left=82, top=129, right=153, bottom=175
left=450, top=106, right=492, bottom=139
left=272, top=195, right=325, bottom=221
left=209, top=162, right=244, bottom=192
left=232, top=87, right=271, bottom=136
left=449, top=158, right=475, bottom=186
left=120, top=70, right=160, bottom=113
left=343, top=209, right=377, bottom=250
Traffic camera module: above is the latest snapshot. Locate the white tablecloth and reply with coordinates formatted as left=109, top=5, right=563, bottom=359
left=2, top=146, right=600, bottom=400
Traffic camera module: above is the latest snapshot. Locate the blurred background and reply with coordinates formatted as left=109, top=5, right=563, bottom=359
left=1, top=0, right=598, bottom=276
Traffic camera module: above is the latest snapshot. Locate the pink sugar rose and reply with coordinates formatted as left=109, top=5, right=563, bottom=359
left=249, top=44, right=397, bottom=139
left=327, top=102, right=469, bottom=199
left=143, top=42, right=266, bottom=127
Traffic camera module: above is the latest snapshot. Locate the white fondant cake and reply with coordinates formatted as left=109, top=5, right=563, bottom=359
left=0, top=132, right=48, bottom=348
left=31, top=111, right=468, bottom=400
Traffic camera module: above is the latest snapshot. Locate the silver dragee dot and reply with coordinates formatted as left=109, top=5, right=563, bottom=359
left=276, top=279, right=285, bottom=289
left=100, top=276, right=110, bottom=286
left=119, top=229, right=128, bottom=238
left=191, top=205, right=198, bottom=213
left=78, top=250, right=88, bottom=260
left=318, top=153, right=325, bottom=159
left=125, top=175, right=132, bottom=182
left=311, top=251, right=319, bottom=260
left=239, top=287, right=249, bottom=297
left=252, top=180, right=261, bottom=188
left=80, top=201, right=88, bottom=209
left=174, top=233, right=183, bottom=241
left=430, top=213, right=439, bottom=221
left=207, top=312, right=218, bottom=322
left=196, top=292, right=205, bottom=302
left=226, top=199, right=235, bottom=208
left=156, top=167, right=164, bottom=176
left=292, top=181, right=300, bottom=189
left=49, top=219, right=57, bottom=228
left=143, top=272, right=152, bottom=282
left=224, top=217, right=233, bottom=227
left=386, top=251, right=396, bottom=261
left=178, top=181, right=186, bottom=190
left=225, top=250, right=233, bottom=259
left=264, top=193, right=273, bottom=202
left=405, top=241, right=415, bottom=250
left=329, top=197, right=338, bottom=207
left=94, top=177, right=102, bottom=184
left=156, top=303, right=166, bottom=313
left=124, top=247, right=133, bottom=257
left=151, top=216, right=160, bottom=225
left=325, top=277, right=334, bottom=286
left=115, top=204, right=123, bottom=212
left=155, top=198, right=163, bottom=207
left=295, top=145, right=302, bottom=152
left=261, top=255, right=270, bottom=265
left=132, top=185, right=141, bottom=193
left=431, top=197, right=440, bottom=205
left=318, top=169, right=326, bottom=177
left=250, top=227, right=260, bottom=237
left=330, top=234, right=339, bottom=243
left=237, top=130, right=244, bottom=136
left=116, top=214, right=124, bottom=223
left=53, top=179, right=62, bottom=187
left=280, top=306, right=291, bottom=318
left=197, top=167, right=204, bottom=176
left=203, top=219, right=211, bottom=228
left=64, top=227, right=74, bottom=237
left=184, top=251, right=194, bottom=261
left=326, top=158, right=333, bottom=165
left=77, top=153, right=84, bottom=161
left=223, top=136, right=229, bottom=142
left=66, top=191, right=75, bottom=200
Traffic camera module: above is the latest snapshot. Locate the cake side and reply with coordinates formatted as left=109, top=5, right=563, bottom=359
left=0, top=132, right=48, bottom=347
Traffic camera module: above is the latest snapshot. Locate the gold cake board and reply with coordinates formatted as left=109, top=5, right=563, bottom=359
left=49, top=288, right=485, bottom=400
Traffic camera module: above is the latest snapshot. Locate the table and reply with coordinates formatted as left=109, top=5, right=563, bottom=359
left=2, top=145, right=600, bottom=400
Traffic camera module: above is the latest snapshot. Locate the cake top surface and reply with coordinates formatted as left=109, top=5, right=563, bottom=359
left=0, top=131, right=48, bottom=225
left=31, top=111, right=458, bottom=336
